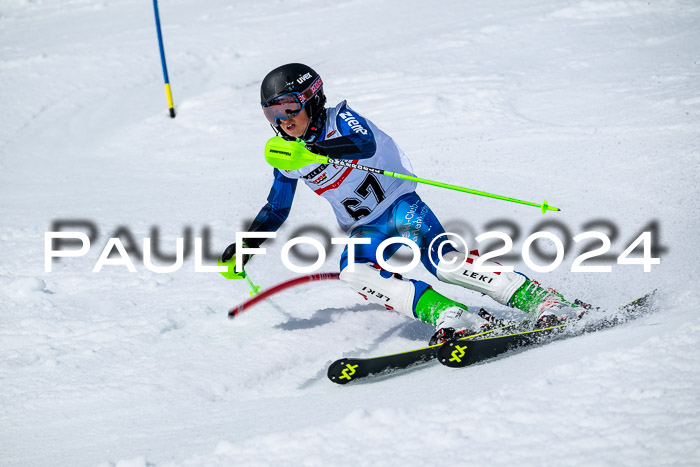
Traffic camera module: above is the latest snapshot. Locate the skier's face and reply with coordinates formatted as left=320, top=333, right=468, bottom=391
left=279, top=107, right=309, bottom=138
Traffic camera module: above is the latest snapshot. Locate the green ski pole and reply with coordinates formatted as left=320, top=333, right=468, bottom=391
left=264, top=137, right=560, bottom=214
left=244, top=271, right=261, bottom=297
left=217, top=255, right=261, bottom=296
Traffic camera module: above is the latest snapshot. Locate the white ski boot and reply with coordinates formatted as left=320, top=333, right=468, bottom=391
left=429, top=306, right=491, bottom=345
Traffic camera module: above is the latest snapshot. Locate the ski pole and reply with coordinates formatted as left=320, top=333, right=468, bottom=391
left=244, top=270, right=261, bottom=297
left=217, top=256, right=261, bottom=296
left=152, top=0, right=176, bottom=118
left=264, top=137, right=560, bottom=214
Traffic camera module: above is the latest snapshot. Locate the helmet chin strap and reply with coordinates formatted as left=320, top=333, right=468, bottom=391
left=300, top=112, right=313, bottom=141
left=303, top=105, right=326, bottom=143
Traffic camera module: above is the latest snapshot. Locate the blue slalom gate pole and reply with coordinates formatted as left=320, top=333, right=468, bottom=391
left=153, top=0, right=176, bottom=118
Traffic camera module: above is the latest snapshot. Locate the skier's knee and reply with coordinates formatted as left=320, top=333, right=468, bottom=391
left=339, top=262, right=417, bottom=318
left=435, top=250, right=526, bottom=304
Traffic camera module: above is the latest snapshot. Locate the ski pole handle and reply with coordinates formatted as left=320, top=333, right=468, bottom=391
left=217, top=256, right=259, bottom=295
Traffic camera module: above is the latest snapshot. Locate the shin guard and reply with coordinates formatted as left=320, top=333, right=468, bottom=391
left=339, top=263, right=419, bottom=318
left=435, top=250, right=526, bottom=305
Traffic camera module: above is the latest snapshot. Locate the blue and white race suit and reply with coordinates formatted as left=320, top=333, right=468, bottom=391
left=246, top=101, right=452, bottom=275
left=243, top=101, right=533, bottom=320
left=281, top=101, right=417, bottom=232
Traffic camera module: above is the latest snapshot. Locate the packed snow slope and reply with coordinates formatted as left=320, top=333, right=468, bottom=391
left=1, top=0, right=699, bottom=465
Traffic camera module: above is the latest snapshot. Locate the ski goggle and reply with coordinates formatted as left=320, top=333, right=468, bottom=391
left=262, top=76, right=323, bottom=126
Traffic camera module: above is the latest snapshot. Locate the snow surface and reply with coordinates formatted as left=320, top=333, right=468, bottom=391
left=1, top=0, right=700, bottom=465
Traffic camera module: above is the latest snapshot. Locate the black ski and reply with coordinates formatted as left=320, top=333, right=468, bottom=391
left=437, top=325, right=563, bottom=368
left=327, top=310, right=513, bottom=385
left=327, top=344, right=439, bottom=384
left=327, top=291, right=656, bottom=384
left=438, top=290, right=657, bottom=368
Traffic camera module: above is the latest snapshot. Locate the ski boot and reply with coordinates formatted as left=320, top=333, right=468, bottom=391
left=429, top=306, right=494, bottom=345
left=509, top=279, right=592, bottom=328
left=414, top=288, right=492, bottom=345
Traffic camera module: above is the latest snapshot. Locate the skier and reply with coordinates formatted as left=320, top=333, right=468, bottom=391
left=221, top=63, right=588, bottom=344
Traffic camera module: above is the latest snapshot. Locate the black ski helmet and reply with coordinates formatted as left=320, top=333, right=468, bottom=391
left=260, top=63, right=327, bottom=142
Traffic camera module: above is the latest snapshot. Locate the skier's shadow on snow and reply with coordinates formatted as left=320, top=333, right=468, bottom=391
left=274, top=304, right=380, bottom=330
left=274, top=305, right=435, bottom=343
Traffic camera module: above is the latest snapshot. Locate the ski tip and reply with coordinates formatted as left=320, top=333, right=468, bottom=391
left=622, top=289, right=658, bottom=311
left=327, top=359, right=356, bottom=385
